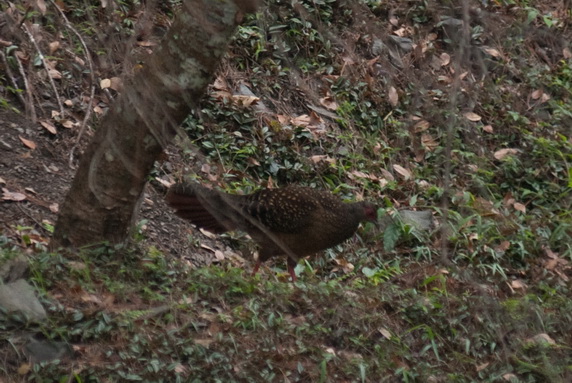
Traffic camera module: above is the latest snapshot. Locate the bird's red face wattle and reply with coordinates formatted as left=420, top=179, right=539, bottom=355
left=364, top=204, right=378, bottom=222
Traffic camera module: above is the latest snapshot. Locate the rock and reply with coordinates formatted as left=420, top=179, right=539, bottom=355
left=388, top=35, right=414, bottom=52
left=379, top=210, right=434, bottom=232
left=399, top=210, right=434, bottom=231
left=0, top=254, right=29, bottom=283
left=24, top=338, right=73, bottom=363
left=0, top=279, right=47, bottom=321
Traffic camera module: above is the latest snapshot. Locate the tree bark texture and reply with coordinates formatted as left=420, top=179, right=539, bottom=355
left=51, top=0, right=259, bottom=248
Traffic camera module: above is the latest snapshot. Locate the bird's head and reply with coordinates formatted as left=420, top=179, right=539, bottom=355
left=361, top=202, right=378, bottom=223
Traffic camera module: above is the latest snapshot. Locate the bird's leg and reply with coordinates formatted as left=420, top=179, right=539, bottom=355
left=287, top=257, right=298, bottom=282
left=251, top=261, right=261, bottom=276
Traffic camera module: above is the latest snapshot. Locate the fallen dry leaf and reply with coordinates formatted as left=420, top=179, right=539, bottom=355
left=543, top=246, right=559, bottom=259
left=440, top=52, right=450, bottom=66
left=291, top=114, right=312, bottom=127
left=413, top=119, right=430, bottom=133
left=2, top=188, right=27, bottom=201
left=231, top=95, right=259, bottom=107
left=510, top=279, right=527, bottom=290
left=50, top=202, right=60, bottom=213
left=482, top=47, right=501, bottom=57
left=100, top=78, right=112, bottom=89
left=476, top=362, right=489, bottom=372
left=310, top=155, right=335, bottom=164
left=40, top=120, right=57, bottom=134
left=531, top=89, right=543, bottom=100
left=421, top=133, right=439, bottom=151
left=319, top=96, right=338, bottom=110
left=526, top=333, right=556, bottom=346
left=199, top=229, right=217, bottom=239
left=392, top=164, right=412, bottom=180
left=17, top=362, right=31, bottom=375
left=379, top=327, right=392, bottom=339
left=19, top=136, right=36, bottom=150
left=136, top=40, right=156, bottom=47
left=108, top=77, right=123, bottom=92
left=502, top=373, right=517, bottom=381
left=36, top=0, right=47, bottom=14
left=463, top=112, right=482, bottom=122
left=495, top=241, right=510, bottom=253
left=194, top=338, right=214, bottom=348
left=437, top=75, right=452, bottom=83
left=389, top=15, right=399, bottom=26
left=324, top=347, right=336, bottom=355
left=213, top=77, right=228, bottom=91
left=48, top=41, right=60, bottom=54
left=68, top=261, right=87, bottom=270
left=379, top=168, right=395, bottom=181
left=513, top=202, right=526, bottom=213
left=74, top=56, right=85, bottom=66
left=48, top=68, right=62, bottom=80
left=494, top=148, right=520, bottom=160
left=388, top=86, right=398, bottom=107
left=60, top=119, right=75, bottom=129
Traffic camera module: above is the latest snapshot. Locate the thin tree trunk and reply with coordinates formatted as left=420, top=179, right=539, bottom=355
left=51, top=0, right=259, bottom=248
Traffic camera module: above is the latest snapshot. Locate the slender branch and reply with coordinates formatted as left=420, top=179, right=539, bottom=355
left=21, top=23, right=65, bottom=117
left=0, top=49, right=36, bottom=120
left=48, top=0, right=97, bottom=165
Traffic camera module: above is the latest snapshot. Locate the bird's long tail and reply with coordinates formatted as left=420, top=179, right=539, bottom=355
left=165, top=183, right=235, bottom=233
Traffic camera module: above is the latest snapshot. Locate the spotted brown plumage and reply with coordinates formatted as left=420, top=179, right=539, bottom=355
left=166, top=182, right=377, bottom=281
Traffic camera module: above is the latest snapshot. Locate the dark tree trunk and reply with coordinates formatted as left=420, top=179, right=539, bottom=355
left=51, top=0, right=259, bottom=248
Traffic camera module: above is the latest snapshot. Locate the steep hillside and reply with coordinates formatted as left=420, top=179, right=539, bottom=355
left=1, top=0, right=571, bottom=381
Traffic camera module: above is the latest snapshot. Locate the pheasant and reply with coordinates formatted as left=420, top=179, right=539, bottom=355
left=166, top=182, right=377, bottom=281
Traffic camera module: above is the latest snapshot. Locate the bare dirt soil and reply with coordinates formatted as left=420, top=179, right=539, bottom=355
left=0, top=107, right=237, bottom=269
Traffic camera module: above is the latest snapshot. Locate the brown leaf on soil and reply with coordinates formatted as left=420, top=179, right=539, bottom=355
left=513, top=202, right=526, bottom=213
left=421, top=133, right=438, bottom=151
left=35, top=0, right=47, bottom=14
left=393, top=164, right=412, bottom=180
left=463, top=112, right=482, bottom=122
left=48, top=41, right=60, bottom=54
left=388, top=86, right=398, bottom=107
left=100, top=78, right=112, bottom=89
left=2, top=188, right=27, bottom=202
left=493, top=148, right=520, bottom=160
left=61, top=119, right=75, bottom=129
left=319, top=96, right=338, bottom=110
left=310, top=155, right=335, bottom=164
left=413, top=119, right=430, bottom=133
left=19, top=136, right=36, bottom=150
left=40, top=120, right=57, bottom=134
left=482, top=47, right=501, bottom=57
left=231, top=94, right=259, bottom=107
left=526, top=333, right=556, bottom=346
left=439, top=52, right=450, bottom=66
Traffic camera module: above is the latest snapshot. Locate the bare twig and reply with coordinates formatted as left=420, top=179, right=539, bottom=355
left=0, top=49, right=36, bottom=120
left=440, top=1, right=472, bottom=267
left=48, top=0, right=97, bottom=166
left=21, top=23, right=65, bottom=117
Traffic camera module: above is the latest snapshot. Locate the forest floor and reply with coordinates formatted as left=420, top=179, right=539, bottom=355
left=1, top=1, right=572, bottom=382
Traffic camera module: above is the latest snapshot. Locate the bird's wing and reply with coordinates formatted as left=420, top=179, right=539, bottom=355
left=241, top=188, right=320, bottom=234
